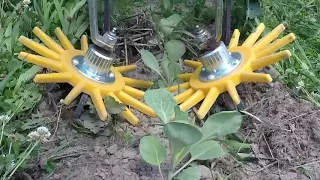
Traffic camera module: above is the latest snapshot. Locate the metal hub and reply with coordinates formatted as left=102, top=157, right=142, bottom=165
left=72, top=44, right=117, bottom=84
left=198, top=42, right=242, bottom=82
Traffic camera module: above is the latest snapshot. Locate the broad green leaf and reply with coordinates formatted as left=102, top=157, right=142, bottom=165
left=167, top=14, right=182, bottom=27
left=177, top=166, right=201, bottom=180
left=164, top=122, right=202, bottom=159
left=168, top=62, right=181, bottom=84
left=174, top=106, right=189, bottom=122
left=139, top=136, right=166, bottom=166
left=104, top=96, right=126, bottom=114
left=165, top=40, right=186, bottom=62
left=158, top=80, right=167, bottom=88
left=161, top=53, right=170, bottom=82
left=144, top=89, right=176, bottom=124
left=191, top=140, right=225, bottom=160
left=159, top=14, right=182, bottom=35
left=140, top=50, right=161, bottom=75
left=161, top=0, right=171, bottom=10
left=220, top=140, right=251, bottom=153
left=201, top=111, right=242, bottom=140
left=247, top=0, right=261, bottom=19
left=13, top=65, right=41, bottom=94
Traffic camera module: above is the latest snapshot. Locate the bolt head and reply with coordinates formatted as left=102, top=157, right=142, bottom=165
left=72, top=59, right=80, bottom=66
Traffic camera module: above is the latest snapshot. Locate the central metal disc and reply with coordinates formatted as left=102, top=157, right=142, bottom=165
left=198, top=42, right=242, bottom=82
left=72, top=44, right=117, bottom=83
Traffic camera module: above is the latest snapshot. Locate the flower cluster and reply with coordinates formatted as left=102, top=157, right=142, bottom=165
left=27, top=126, right=51, bottom=142
left=0, top=114, right=11, bottom=124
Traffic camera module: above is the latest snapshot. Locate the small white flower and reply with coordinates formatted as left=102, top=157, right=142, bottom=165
left=0, top=115, right=11, bottom=123
left=27, top=126, right=51, bottom=142
left=60, top=99, right=64, bottom=103
left=27, top=131, right=40, bottom=141
left=296, top=81, right=305, bottom=90
left=22, top=0, right=31, bottom=5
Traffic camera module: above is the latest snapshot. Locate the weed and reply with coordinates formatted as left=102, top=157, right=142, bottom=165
left=139, top=89, right=244, bottom=180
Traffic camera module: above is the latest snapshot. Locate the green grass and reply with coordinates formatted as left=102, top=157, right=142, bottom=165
left=261, top=0, right=320, bottom=105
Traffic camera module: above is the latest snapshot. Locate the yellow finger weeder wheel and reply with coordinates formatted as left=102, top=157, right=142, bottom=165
left=168, top=23, right=296, bottom=120
left=17, top=27, right=157, bottom=126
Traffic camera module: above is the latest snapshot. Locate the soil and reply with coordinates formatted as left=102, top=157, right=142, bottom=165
left=23, top=64, right=320, bottom=180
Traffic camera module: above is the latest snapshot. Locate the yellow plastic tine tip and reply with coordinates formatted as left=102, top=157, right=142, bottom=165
left=252, top=50, right=291, bottom=71
left=196, top=88, right=219, bottom=120
left=116, top=91, right=157, bottom=117
left=55, top=27, right=75, bottom=50
left=34, top=72, right=72, bottom=83
left=178, top=73, right=193, bottom=81
left=174, top=88, right=195, bottom=104
left=91, top=88, right=108, bottom=121
left=240, top=72, right=272, bottom=83
left=32, top=27, right=64, bottom=54
left=167, top=82, right=190, bottom=92
left=242, top=23, right=265, bottom=47
left=64, top=81, right=85, bottom=104
left=109, top=92, right=139, bottom=126
left=123, top=77, right=153, bottom=88
left=18, top=36, right=60, bottom=60
left=184, top=60, right=202, bottom=69
left=256, top=33, right=296, bottom=59
left=253, top=24, right=286, bottom=52
left=226, top=81, right=240, bottom=105
left=179, top=90, right=205, bottom=112
left=81, top=35, right=89, bottom=52
left=228, top=29, right=240, bottom=49
left=123, top=85, right=145, bottom=99
left=18, top=52, right=63, bottom=72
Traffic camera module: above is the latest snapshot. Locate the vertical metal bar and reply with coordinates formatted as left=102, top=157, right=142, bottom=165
left=215, top=0, right=224, bottom=42
left=222, top=0, right=232, bottom=45
left=103, top=0, right=110, bottom=33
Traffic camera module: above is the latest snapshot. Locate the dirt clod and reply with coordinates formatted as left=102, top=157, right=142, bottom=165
left=107, top=144, right=119, bottom=154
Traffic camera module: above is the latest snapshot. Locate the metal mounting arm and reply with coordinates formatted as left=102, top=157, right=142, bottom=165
left=88, top=0, right=117, bottom=52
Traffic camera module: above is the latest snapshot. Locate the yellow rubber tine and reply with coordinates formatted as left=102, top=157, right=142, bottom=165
left=18, top=52, right=63, bottom=72
left=32, top=27, right=64, bottom=54
left=18, top=36, right=60, bottom=60
left=226, top=80, right=240, bottom=105
left=109, top=92, right=139, bottom=126
left=184, top=60, right=202, bottom=69
left=123, top=77, right=153, bottom=88
left=167, top=82, right=190, bottom=92
left=253, top=24, right=286, bottom=53
left=81, top=35, right=89, bottom=52
left=113, top=65, right=137, bottom=73
left=123, top=85, right=144, bottom=99
left=251, top=50, right=291, bottom=70
left=174, top=88, right=195, bottom=104
left=91, top=88, right=108, bottom=121
left=178, top=73, right=193, bottom=81
left=34, top=72, right=72, bottom=83
left=55, top=27, right=75, bottom=50
left=116, top=91, right=157, bottom=117
left=63, top=81, right=85, bottom=104
left=242, top=23, right=265, bottom=47
left=179, top=90, right=205, bottom=112
left=256, top=33, right=296, bottom=59
left=240, top=72, right=272, bottom=83
left=228, top=29, right=240, bottom=49
left=196, top=87, right=219, bottom=120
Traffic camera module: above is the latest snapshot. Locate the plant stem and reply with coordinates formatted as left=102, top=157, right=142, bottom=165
left=8, top=141, right=12, bottom=154
left=7, top=141, right=39, bottom=179
left=0, top=121, right=5, bottom=146
left=158, top=164, right=165, bottom=180
left=171, top=159, right=194, bottom=178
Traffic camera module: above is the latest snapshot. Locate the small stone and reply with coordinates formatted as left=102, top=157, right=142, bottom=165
left=107, top=144, right=118, bottom=154
left=94, top=146, right=100, bottom=153
left=110, top=156, right=119, bottom=165
left=99, top=148, right=107, bottom=157
left=199, top=165, right=211, bottom=180
left=114, top=151, right=123, bottom=159
left=104, top=159, right=111, bottom=165
left=112, top=165, right=121, bottom=175
left=123, top=149, right=137, bottom=159
left=66, top=161, right=72, bottom=167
